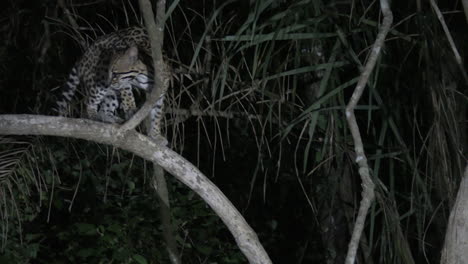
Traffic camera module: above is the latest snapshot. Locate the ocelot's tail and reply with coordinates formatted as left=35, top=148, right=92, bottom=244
left=55, top=66, right=80, bottom=116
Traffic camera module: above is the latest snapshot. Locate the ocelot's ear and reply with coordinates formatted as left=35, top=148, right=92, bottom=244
left=125, top=46, right=139, bottom=63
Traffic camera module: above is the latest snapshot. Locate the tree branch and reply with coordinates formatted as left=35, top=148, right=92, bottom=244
left=344, top=0, right=393, bottom=263
left=120, top=0, right=168, bottom=133
left=429, top=0, right=468, bottom=85
left=0, top=114, right=272, bottom=264
left=129, top=2, right=180, bottom=262
left=151, top=163, right=180, bottom=264
left=463, top=0, right=468, bottom=25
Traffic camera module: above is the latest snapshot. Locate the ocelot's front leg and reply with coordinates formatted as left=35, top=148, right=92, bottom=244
left=119, top=85, right=137, bottom=120
left=86, top=84, right=108, bottom=121
left=147, top=63, right=171, bottom=145
left=97, top=90, right=124, bottom=123
left=147, top=95, right=167, bottom=146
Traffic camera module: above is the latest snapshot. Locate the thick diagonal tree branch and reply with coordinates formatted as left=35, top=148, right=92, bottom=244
left=344, top=0, right=392, bottom=263
left=0, top=115, right=272, bottom=264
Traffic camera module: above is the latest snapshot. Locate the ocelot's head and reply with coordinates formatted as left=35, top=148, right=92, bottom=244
left=109, top=46, right=150, bottom=90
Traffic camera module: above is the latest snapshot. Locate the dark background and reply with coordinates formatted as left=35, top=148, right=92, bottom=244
left=0, top=0, right=466, bottom=263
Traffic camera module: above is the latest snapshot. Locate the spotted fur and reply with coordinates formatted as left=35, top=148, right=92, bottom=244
left=56, top=27, right=170, bottom=138
left=56, top=27, right=151, bottom=119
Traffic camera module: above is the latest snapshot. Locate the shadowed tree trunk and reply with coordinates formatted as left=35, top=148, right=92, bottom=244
left=441, top=165, right=468, bottom=264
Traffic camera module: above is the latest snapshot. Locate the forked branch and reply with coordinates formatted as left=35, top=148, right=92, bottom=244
left=0, top=115, right=272, bottom=264
left=120, top=0, right=168, bottom=133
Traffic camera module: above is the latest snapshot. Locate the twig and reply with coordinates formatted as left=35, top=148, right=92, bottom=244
left=463, top=0, right=468, bottom=24
left=57, top=0, right=79, bottom=30
left=165, top=107, right=258, bottom=119
left=344, top=0, right=392, bottom=263
left=429, top=0, right=468, bottom=85
left=38, top=20, right=51, bottom=63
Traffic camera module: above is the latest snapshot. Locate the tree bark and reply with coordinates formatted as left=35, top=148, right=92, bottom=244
left=440, top=164, right=468, bottom=264
left=344, top=0, right=392, bottom=263
left=152, top=160, right=181, bottom=264
left=0, top=114, right=272, bottom=264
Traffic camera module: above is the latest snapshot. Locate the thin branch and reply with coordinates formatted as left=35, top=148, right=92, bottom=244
left=0, top=114, right=272, bottom=264
left=57, top=0, right=80, bottom=30
left=463, top=0, right=468, bottom=24
left=129, top=1, right=180, bottom=262
left=120, top=0, right=168, bottom=133
left=57, top=0, right=85, bottom=47
left=429, top=0, right=468, bottom=85
left=344, top=0, right=393, bottom=263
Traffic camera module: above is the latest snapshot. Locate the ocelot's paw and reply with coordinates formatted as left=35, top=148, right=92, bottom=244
left=124, top=109, right=137, bottom=120
left=97, top=112, right=124, bottom=124
left=106, top=116, right=124, bottom=124
left=87, top=111, right=100, bottom=121
left=151, top=135, right=169, bottom=146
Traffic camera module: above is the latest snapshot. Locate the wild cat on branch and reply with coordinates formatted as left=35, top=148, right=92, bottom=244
left=55, top=27, right=170, bottom=138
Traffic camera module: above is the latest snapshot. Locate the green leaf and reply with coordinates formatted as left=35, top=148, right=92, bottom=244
left=197, top=244, right=213, bottom=255
left=77, top=248, right=95, bottom=258
left=107, top=223, right=123, bottom=235
left=25, top=233, right=42, bottom=241
left=127, top=180, right=136, bottom=193
left=132, top=254, right=148, bottom=264
left=75, top=223, right=96, bottom=235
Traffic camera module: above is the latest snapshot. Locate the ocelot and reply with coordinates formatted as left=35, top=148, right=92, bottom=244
left=56, top=27, right=170, bottom=139
left=97, top=46, right=151, bottom=123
